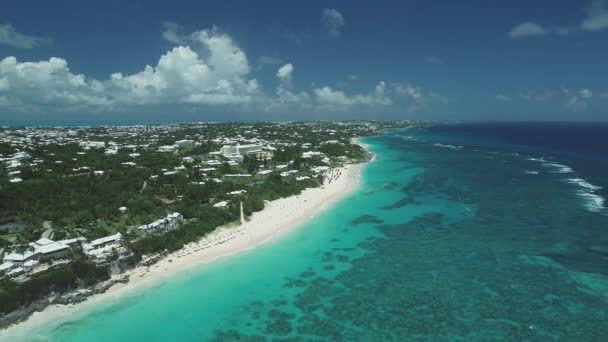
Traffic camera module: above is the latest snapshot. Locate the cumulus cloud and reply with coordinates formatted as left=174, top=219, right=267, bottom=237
left=276, top=63, right=294, bottom=83
left=509, top=1, right=608, bottom=39
left=313, top=81, right=391, bottom=111
left=161, top=21, right=187, bottom=45
left=322, top=8, right=345, bottom=37
left=496, top=94, right=512, bottom=102
left=581, top=0, right=608, bottom=31
left=392, top=83, right=438, bottom=112
left=508, top=22, right=548, bottom=39
left=566, top=96, right=588, bottom=112
left=0, top=23, right=443, bottom=116
left=0, top=56, right=109, bottom=106
left=393, top=83, right=424, bottom=101
left=0, top=27, right=259, bottom=109
left=517, top=87, right=595, bottom=112
left=108, top=41, right=257, bottom=105
left=0, top=23, right=51, bottom=49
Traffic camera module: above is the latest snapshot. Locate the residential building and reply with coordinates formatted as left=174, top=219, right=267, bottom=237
left=137, top=212, right=184, bottom=236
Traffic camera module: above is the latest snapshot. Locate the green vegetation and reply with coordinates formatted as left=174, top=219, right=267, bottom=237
left=0, top=120, right=413, bottom=314
left=0, top=260, right=109, bottom=314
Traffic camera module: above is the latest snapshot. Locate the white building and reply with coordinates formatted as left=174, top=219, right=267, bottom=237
left=213, top=201, right=229, bottom=208
left=175, top=140, right=195, bottom=148
left=137, top=212, right=184, bottom=236
left=83, top=233, right=125, bottom=265
left=158, top=145, right=177, bottom=153
left=219, top=144, right=270, bottom=162
left=79, top=141, right=105, bottom=149
left=2, top=238, right=70, bottom=267
left=88, top=233, right=123, bottom=250
left=2, top=251, right=37, bottom=266
left=29, top=238, right=70, bottom=261
left=220, top=144, right=262, bottom=156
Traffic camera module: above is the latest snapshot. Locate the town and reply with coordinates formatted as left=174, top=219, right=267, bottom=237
left=0, top=120, right=412, bottom=317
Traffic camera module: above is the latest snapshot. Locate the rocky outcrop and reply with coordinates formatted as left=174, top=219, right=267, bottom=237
left=0, top=275, right=129, bottom=330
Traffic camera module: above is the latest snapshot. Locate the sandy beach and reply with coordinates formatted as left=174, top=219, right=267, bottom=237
left=0, top=162, right=364, bottom=337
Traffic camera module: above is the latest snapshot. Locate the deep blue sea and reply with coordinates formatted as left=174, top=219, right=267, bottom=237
left=2, top=122, right=607, bottom=341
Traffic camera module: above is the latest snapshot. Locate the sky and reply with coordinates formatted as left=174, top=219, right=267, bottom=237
left=0, top=0, right=607, bottom=124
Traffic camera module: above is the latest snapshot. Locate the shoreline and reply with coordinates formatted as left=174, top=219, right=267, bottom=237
left=0, top=158, right=367, bottom=338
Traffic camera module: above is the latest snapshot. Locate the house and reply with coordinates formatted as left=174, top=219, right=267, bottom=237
left=213, top=201, right=229, bottom=208
left=219, top=144, right=271, bottom=162
left=0, top=261, right=14, bottom=274
left=158, top=145, right=177, bottom=153
left=7, top=267, right=24, bottom=277
left=59, top=237, right=87, bottom=247
left=22, top=259, right=40, bottom=271
left=137, top=212, right=184, bottom=236
left=88, top=233, right=122, bottom=250
left=83, top=233, right=125, bottom=265
left=175, top=140, right=195, bottom=148
left=29, top=238, right=70, bottom=261
left=3, top=251, right=38, bottom=266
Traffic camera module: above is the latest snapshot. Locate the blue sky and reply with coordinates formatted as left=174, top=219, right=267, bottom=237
left=0, top=0, right=607, bottom=123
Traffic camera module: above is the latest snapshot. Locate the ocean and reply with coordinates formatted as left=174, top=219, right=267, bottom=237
left=9, top=122, right=608, bottom=341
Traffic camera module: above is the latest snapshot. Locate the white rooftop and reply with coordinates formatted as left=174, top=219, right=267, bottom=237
left=90, top=233, right=122, bottom=247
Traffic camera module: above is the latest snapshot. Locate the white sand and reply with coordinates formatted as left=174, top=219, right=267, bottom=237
left=0, top=162, right=363, bottom=338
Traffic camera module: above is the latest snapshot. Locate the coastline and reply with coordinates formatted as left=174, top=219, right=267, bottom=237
left=0, top=158, right=367, bottom=338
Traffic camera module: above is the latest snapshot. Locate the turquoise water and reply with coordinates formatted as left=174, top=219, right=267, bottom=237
left=5, top=126, right=608, bottom=341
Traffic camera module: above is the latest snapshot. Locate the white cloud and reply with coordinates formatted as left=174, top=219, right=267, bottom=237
left=508, top=22, right=548, bottom=39
left=393, top=83, right=424, bottom=100
left=322, top=9, right=345, bottom=37
left=0, top=28, right=259, bottom=108
left=581, top=0, right=608, bottom=31
left=0, top=56, right=109, bottom=106
left=314, top=82, right=391, bottom=110
left=0, top=23, right=50, bottom=49
left=564, top=88, right=593, bottom=112
left=276, top=63, right=294, bottom=82
left=0, top=23, right=445, bottom=116
left=0, top=77, right=9, bottom=91
left=426, top=56, right=444, bottom=65
left=509, top=1, right=608, bottom=39
left=103, top=30, right=257, bottom=105
left=521, top=86, right=595, bottom=112
left=566, top=96, right=588, bottom=112
left=579, top=88, right=593, bottom=98
left=161, top=21, right=187, bottom=45
left=265, top=86, right=313, bottom=112
left=393, top=83, right=435, bottom=112
left=496, top=94, right=512, bottom=102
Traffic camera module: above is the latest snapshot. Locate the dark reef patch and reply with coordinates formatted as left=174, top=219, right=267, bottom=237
left=379, top=196, right=417, bottom=210
left=350, top=214, right=384, bottom=225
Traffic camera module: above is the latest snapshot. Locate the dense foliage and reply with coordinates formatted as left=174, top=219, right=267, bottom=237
left=0, top=260, right=109, bottom=314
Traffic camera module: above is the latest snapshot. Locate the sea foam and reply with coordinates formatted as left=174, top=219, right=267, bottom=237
left=576, top=191, right=605, bottom=212
left=542, top=162, right=574, bottom=174
left=564, top=178, right=605, bottom=213
left=566, top=178, right=602, bottom=191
